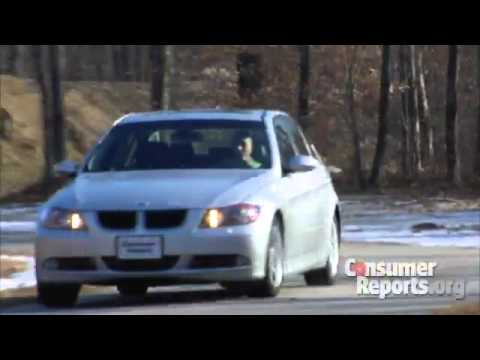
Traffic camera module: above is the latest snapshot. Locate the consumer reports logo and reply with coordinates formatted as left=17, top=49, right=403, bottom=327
left=345, top=259, right=466, bottom=300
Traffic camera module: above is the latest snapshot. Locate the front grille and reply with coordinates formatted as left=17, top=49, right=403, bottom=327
left=103, top=257, right=179, bottom=272
left=190, top=256, right=249, bottom=270
left=145, top=210, right=187, bottom=229
left=98, top=212, right=136, bottom=230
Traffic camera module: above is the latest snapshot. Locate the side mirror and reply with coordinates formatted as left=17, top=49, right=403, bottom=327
left=54, top=160, right=80, bottom=178
left=327, top=166, right=343, bottom=175
left=287, top=155, right=319, bottom=173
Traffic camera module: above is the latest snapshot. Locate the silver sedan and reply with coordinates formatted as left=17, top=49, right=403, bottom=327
left=36, top=110, right=342, bottom=307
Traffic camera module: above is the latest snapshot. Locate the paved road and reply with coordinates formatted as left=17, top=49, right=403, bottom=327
left=1, top=196, right=479, bottom=315
left=2, top=243, right=479, bottom=315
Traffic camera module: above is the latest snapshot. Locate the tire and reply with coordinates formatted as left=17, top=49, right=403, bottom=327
left=117, top=284, right=149, bottom=297
left=37, top=283, right=81, bottom=308
left=220, top=283, right=248, bottom=297
left=304, top=217, right=340, bottom=287
left=246, top=220, right=284, bottom=298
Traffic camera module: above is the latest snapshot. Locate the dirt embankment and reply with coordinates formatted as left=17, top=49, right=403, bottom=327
left=0, top=256, right=28, bottom=279
left=0, top=75, right=150, bottom=199
left=1, top=75, right=480, bottom=204
left=434, top=303, right=480, bottom=315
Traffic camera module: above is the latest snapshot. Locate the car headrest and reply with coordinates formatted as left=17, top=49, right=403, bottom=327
left=139, top=142, right=168, bottom=155
left=170, top=143, right=194, bottom=159
left=210, top=147, right=237, bottom=160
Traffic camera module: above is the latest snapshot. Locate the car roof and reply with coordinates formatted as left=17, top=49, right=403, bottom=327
left=117, top=109, right=289, bottom=125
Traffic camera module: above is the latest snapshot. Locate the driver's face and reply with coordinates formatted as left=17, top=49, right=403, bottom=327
left=238, top=137, right=254, bottom=157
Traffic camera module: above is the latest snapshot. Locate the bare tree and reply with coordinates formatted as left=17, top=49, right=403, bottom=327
left=237, top=52, right=263, bottom=104
left=298, top=45, right=311, bottom=129
left=65, top=45, right=84, bottom=81
left=417, top=45, right=434, bottom=166
left=164, top=45, right=176, bottom=110
left=16, top=45, right=32, bottom=78
left=49, top=46, right=66, bottom=163
left=370, top=45, right=392, bottom=187
left=90, top=45, right=104, bottom=81
left=398, top=45, right=411, bottom=178
left=150, top=45, right=167, bottom=110
left=112, top=45, right=124, bottom=81
left=32, top=45, right=66, bottom=185
left=343, top=45, right=366, bottom=189
left=140, top=45, right=151, bottom=82
left=57, top=45, right=68, bottom=79
left=407, top=45, right=423, bottom=176
left=476, top=45, right=480, bottom=176
left=0, top=45, right=17, bottom=74
left=133, top=46, right=143, bottom=82
left=445, top=45, right=462, bottom=186
left=127, top=45, right=137, bottom=81
left=104, top=45, right=116, bottom=81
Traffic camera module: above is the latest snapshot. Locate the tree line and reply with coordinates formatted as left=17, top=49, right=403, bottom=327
left=280, top=45, right=478, bottom=189
left=2, top=45, right=479, bottom=190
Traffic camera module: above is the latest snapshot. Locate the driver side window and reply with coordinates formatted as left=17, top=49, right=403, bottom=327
left=274, top=118, right=297, bottom=174
left=285, top=118, right=311, bottom=157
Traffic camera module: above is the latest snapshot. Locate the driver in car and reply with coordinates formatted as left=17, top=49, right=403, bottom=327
left=236, top=132, right=263, bottom=169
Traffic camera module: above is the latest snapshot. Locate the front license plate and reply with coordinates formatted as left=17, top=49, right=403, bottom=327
left=117, top=237, right=163, bottom=260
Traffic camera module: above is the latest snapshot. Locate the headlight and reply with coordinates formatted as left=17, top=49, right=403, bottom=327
left=41, top=208, right=88, bottom=231
left=200, top=204, right=261, bottom=229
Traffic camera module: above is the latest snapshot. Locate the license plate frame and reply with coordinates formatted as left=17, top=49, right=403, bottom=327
left=117, top=236, right=164, bottom=260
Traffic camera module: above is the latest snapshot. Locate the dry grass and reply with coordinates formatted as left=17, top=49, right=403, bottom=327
left=0, top=257, right=29, bottom=279
left=2, top=74, right=480, bottom=202
left=434, top=303, right=480, bottom=316
left=0, top=286, right=37, bottom=300
left=0, top=75, right=150, bottom=199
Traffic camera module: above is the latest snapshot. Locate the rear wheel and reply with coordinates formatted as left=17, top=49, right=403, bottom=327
left=117, top=284, right=149, bottom=297
left=37, top=283, right=81, bottom=308
left=304, top=217, right=340, bottom=287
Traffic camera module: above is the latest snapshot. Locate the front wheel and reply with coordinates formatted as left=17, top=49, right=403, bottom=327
left=304, top=217, right=340, bottom=287
left=37, top=283, right=81, bottom=308
left=246, top=221, right=284, bottom=298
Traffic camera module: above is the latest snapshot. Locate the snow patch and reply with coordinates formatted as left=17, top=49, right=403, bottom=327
left=0, top=221, right=37, bottom=233
left=342, top=209, right=480, bottom=248
left=0, top=256, right=36, bottom=292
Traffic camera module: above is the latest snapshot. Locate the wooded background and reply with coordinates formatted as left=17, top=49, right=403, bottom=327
left=0, top=45, right=479, bottom=197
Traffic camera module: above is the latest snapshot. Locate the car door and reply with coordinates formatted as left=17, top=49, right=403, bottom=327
left=273, top=116, right=316, bottom=274
left=288, top=119, right=333, bottom=267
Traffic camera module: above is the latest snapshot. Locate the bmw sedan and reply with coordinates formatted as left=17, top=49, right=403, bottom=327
left=36, top=110, right=342, bottom=307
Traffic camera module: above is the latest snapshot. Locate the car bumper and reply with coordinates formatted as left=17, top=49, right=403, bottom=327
left=35, top=222, right=271, bottom=285
left=35, top=267, right=256, bottom=285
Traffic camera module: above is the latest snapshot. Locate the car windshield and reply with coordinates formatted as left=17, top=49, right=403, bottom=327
left=84, top=120, right=272, bottom=172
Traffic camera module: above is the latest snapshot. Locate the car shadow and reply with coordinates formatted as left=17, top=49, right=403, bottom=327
left=74, top=287, right=246, bottom=311
left=73, top=276, right=356, bottom=311
left=0, top=277, right=356, bottom=314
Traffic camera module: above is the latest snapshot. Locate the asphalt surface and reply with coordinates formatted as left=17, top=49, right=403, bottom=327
left=1, top=243, right=479, bottom=315
left=1, top=196, right=479, bottom=315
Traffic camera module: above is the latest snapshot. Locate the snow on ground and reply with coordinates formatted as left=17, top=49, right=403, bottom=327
left=0, top=221, right=37, bottom=233
left=0, top=255, right=36, bottom=292
left=343, top=228, right=480, bottom=248
left=0, top=204, right=38, bottom=234
left=341, top=198, right=480, bottom=248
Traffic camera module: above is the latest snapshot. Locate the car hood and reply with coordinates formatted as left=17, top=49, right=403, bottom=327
left=48, top=170, right=276, bottom=211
